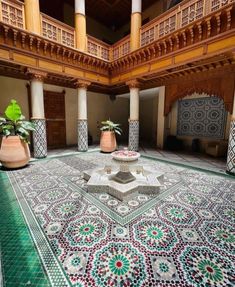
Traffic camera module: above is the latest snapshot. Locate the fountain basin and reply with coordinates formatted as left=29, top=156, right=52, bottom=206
left=111, top=150, right=140, bottom=162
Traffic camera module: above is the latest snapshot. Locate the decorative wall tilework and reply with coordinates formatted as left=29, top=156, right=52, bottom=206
left=128, top=120, right=139, bottom=151
left=226, top=120, right=235, bottom=175
left=78, top=120, right=88, bottom=151
left=177, top=96, right=227, bottom=139
left=32, top=119, right=47, bottom=158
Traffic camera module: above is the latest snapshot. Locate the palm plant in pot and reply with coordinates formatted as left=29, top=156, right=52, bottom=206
left=0, top=100, right=35, bottom=169
left=100, top=120, right=122, bottom=152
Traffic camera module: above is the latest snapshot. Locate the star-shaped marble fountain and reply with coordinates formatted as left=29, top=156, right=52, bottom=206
left=83, top=148, right=164, bottom=201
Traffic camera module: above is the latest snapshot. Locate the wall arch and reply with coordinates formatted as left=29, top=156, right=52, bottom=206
left=165, top=75, right=235, bottom=116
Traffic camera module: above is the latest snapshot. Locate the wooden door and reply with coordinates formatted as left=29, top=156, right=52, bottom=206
left=44, top=91, right=66, bottom=149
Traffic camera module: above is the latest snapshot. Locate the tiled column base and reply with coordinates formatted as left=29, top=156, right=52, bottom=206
left=78, top=120, right=88, bottom=152
left=226, top=120, right=235, bottom=175
left=128, top=120, right=139, bottom=151
left=32, top=119, right=47, bottom=158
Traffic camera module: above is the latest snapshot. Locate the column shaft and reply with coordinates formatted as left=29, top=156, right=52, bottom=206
left=30, top=78, right=47, bottom=158
left=226, top=94, right=235, bottom=175
left=128, top=81, right=140, bottom=151
left=75, top=0, right=87, bottom=51
left=76, top=80, right=90, bottom=151
left=157, top=86, right=166, bottom=149
left=24, top=0, right=41, bottom=34
left=130, top=0, right=142, bottom=51
left=226, top=119, right=235, bottom=174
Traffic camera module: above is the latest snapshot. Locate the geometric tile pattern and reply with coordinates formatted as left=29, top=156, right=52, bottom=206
left=128, top=119, right=139, bottom=151
left=177, top=96, right=227, bottom=138
left=226, top=120, right=235, bottom=175
left=78, top=120, right=88, bottom=152
left=179, top=246, right=235, bottom=287
left=32, top=119, right=47, bottom=158
left=2, top=152, right=235, bottom=287
left=150, top=255, right=180, bottom=282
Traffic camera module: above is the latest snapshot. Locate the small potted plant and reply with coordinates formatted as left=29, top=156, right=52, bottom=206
left=100, top=119, right=122, bottom=152
left=0, top=100, right=35, bottom=169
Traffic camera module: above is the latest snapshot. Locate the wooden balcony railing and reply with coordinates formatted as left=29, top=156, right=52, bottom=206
left=112, top=35, right=130, bottom=60
left=41, top=13, right=75, bottom=48
left=0, top=0, right=25, bottom=29
left=141, top=0, right=235, bottom=47
left=87, top=35, right=110, bottom=61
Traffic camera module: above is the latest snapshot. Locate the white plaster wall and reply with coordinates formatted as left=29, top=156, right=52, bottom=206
left=88, top=93, right=129, bottom=143
left=0, top=76, right=29, bottom=119
left=140, top=97, right=158, bottom=143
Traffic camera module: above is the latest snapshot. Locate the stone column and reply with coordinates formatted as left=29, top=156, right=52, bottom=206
left=28, top=69, right=47, bottom=158
left=226, top=94, right=235, bottom=175
left=130, top=0, right=142, bottom=51
left=127, top=80, right=140, bottom=151
left=75, top=0, right=87, bottom=51
left=75, top=80, right=91, bottom=151
left=24, top=0, right=41, bottom=34
left=157, top=86, right=166, bottom=149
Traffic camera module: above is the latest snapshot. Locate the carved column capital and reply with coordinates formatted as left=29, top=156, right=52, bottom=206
left=126, top=79, right=140, bottom=89
left=74, top=79, right=91, bottom=89
left=27, top=68, right=47, bottom=81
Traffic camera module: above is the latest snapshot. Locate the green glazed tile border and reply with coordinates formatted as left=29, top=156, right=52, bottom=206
left=0, top=172, right=51, bottom=286
left=0, top=172, right=70, bottom=287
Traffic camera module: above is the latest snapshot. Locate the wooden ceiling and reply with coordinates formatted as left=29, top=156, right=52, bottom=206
left=39, top=0, right=158, bottom=30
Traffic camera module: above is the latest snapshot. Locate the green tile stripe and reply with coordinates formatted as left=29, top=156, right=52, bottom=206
left=0, top=248, right=2, bottom=287
left=66, top=178, right=181, bottom=226
left=0, top=172, right=70, bottom=287
left=0, top=172, right=51, bottom=286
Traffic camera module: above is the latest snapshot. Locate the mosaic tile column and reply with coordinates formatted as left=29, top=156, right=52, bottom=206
left=127, top=80, right=140, bottom=151
left=76, top=80, right=91, bottom=152
left=129, top=119, right=139, bottom=151
left=32, top=119, right=47, bottom=158
left=78, top=119, right=88, bottom=151
left=226, top=119, right=235, bottom=175
left=29, top=69, right=48, bottom=158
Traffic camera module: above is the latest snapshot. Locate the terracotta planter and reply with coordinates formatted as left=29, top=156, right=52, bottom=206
left=0, top=136, right=30, bottom=169
left=100, top=131, right=117, bottom=153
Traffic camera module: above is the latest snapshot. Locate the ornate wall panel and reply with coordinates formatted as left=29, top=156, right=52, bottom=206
left=177, top=96, right=227, bottom=139
left=165, top=73, right=235, bottom=116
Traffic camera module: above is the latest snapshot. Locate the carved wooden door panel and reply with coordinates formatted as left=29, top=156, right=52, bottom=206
left=44, top=91, right=66, bottom=149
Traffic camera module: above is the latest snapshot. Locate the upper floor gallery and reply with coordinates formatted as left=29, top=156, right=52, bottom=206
left=0, top=0, right=234, bottom=95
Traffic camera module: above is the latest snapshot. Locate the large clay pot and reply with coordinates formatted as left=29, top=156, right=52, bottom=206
left=100, top=131, right=117, bottom=152
left=0, top=136, right=30, bottom=169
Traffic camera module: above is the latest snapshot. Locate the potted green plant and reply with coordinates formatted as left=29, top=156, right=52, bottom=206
left=0, top=100, right=35, bottom=169
left=100, top=119, right=122, bottom=152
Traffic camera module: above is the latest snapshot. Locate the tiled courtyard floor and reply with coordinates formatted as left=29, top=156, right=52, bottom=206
left=46, top=145, right=227, bottom=173
left=0, top=150, right=234, bottom=286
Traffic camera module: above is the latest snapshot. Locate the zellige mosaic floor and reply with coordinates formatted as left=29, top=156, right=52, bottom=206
left=0, top=151, right=235, bottom=286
